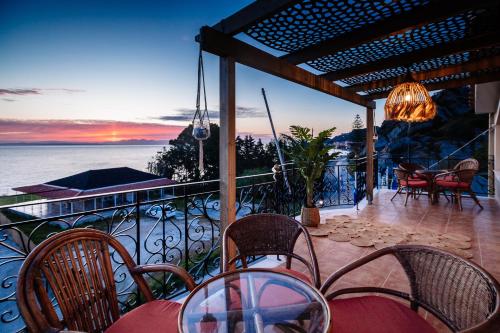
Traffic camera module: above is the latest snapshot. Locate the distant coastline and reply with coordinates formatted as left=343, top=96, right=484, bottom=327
left=0, top=139, right=170, bottom=146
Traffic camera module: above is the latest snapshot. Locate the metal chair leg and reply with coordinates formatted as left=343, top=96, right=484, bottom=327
left=391, top=187, right=401, bottom=201
left=471, top=191, right=483, bottom=209
left=404, top=188, right=410, bottom=206
left=456, top=190, right=463, bottom=211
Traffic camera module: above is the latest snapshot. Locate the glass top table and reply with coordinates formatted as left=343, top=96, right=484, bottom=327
left=178, top=268, right=330, bottom=333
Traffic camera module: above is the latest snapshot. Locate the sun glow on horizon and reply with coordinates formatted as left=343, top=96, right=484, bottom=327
left=0, top=119, right=184, bottom=143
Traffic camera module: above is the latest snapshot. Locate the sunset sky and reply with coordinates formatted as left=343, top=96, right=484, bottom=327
left=0, top=0, right=379, bottom=144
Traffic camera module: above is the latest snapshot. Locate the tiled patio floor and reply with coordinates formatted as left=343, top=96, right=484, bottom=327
left=290, top=190, right=500, bottom=332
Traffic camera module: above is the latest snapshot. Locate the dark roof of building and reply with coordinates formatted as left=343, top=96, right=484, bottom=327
left=46, top=167, right=163, bottom=190
left=13, top=167, right=176, bottom=200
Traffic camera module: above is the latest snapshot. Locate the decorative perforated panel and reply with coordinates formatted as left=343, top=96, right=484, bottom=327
left=242, top=0, right=499, bottom=92
left=246, top=0, right=432, bottom=53
left=307, top=10, right=481, bottom=73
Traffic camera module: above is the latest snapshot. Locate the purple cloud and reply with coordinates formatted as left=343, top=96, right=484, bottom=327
left=158, top=106, right=265, bottom=121
left=0, top=88, right=86, bottom=96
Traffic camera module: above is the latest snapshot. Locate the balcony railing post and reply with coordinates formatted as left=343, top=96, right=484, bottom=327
left=251, top=176, right=256, bottom=214
left=135, top=191, right=141, bottom=266
left=134, top=190, right=142, bottom=304
left=291, top=166, right=295, bottom=216
left=183, top=185, right=189, bottom=272
left=337, top=165, right=341, bottom=205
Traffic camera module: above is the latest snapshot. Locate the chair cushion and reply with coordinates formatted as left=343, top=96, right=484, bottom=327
left=227, top=267, right=311, bottom=310
left=105, top=300, right=181, bottom=333
left=400, top=179, right=429, bottom=188
left=269, top=266, right=312, bottom=284
left=329, top=296, right=437, bottom=333
left=435, top=180, right=469, bottom=189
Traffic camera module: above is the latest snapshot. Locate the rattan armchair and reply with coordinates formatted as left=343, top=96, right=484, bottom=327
left=321, top=245, right=500, bottom=333
left=391, top=168, right=431, bottom=205
left=434, top=168, right=483, bottom=210
left=399, top=162, right=425, bottom=175
left=17, top=228, right=196, bottom=333
left=453, top=158, right=480, bottom=172
left=222, top=213, right=321, bottom=288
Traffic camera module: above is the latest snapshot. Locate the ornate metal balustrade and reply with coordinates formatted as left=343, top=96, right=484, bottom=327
left=0, top=158, right=362, bottom=332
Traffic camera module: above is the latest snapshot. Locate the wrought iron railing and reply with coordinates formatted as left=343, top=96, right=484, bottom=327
left=4, top=153, right=490, bottom=331
left=0, top=158, right=363, bottom=331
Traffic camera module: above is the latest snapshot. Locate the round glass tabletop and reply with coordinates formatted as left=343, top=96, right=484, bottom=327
left=179, top=268, right=330, bottom=333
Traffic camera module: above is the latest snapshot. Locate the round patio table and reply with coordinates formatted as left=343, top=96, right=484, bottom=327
left=415, top=169, right=446, bottom=203
left=414, top=169, right=445, bottom=180
left=178, top=268, right=331, bottom=333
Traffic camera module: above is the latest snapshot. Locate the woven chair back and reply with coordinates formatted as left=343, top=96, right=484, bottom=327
left=394, top=247, right=499, bottom=331
left=399, top=162, right=424, bottom=172
left=225, top=214, right=302, bottom=259
left=393, top=168, right=410, bottom=182
left=456, top=169, right=477, bottom=184
left=223, top=214, right=320, bottom=288
left=17, top=229, right=149, bottom=333
left=454, top=158, right=479, bottom=171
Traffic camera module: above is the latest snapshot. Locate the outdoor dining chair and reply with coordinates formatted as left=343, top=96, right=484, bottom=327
left=452, top=158, right=480, bottom=172
left=321, top=245, right=500, bottom=333
left=398, top=162, right=426, bottom=179
left=434, top=167, right=483, bottom=210
left=222, top=213, right=321, bottom=288
left=391, top=168, right=431, bottom=205
left=17, top=228, right=195, bottom=333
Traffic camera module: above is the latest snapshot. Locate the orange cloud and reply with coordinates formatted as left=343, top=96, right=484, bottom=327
left=0, top=119, right=184, bottom=143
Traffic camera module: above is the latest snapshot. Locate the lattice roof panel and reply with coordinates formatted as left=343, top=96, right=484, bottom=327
left=306, top=10, right=483, bottom=73
left=247, top=0, right=432, bottom=53
left=241, top=0, right=500, bottom=95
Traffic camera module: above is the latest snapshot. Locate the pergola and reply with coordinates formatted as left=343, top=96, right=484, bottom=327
left=196, top=0, right=500, bottom=233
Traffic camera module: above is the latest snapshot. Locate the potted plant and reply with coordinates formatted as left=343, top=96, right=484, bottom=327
left=284, top=125, right=338, bottom=227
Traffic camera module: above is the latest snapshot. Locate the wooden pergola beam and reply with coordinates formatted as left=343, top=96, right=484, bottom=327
left=282, top=0, right=493, bottom=65
left=197, top=26, right=374, bottom=108
left=348, top=56, right=500, bottom=92
left=212, top=0, right=298, bottom=36
left=367, top=71, right=500, bottom=100
left=321, top=33, right=500, bottom=82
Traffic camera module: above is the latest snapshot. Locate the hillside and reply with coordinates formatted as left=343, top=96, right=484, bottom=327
left=331, top=87, right=489, bottom=161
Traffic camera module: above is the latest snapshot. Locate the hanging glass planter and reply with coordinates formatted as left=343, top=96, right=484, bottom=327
left=192, top=47, right=211, bottom=173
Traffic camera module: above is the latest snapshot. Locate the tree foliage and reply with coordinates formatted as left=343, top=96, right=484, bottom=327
left=148, top=124, right=280, bottom=182
left=350, top=114, right=365, bottom=158
left=283, top=125, right=338, bottom=208
left=352, top=114, right=364, bottom=129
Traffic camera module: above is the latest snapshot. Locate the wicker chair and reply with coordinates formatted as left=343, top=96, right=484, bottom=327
left=222, top=213, right=320, bottom=288
left=17, top=229, right=196, bottom=333
left=453, top=158, right=480, bottom=172
left=434, top=167, right=483, bottom=211
left=399, top=162, right=424, bottom=174
left=321, top=245, right=500, bottom=333
left=391, top=168, right=431, bottom=205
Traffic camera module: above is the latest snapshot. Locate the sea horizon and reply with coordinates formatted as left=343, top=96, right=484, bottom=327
left=0, top=144, right=170, bottom=196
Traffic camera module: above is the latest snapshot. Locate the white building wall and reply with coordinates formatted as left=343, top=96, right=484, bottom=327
left=475, top=82, right=500, bottom=203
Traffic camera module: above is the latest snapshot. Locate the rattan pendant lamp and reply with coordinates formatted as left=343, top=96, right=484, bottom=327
left=384, top=71, right=436, bottom=160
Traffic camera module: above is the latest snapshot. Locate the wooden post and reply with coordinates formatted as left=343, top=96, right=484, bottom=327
left=366, top=106, right=375, bottom=204
left=219, top=56, right=237, bottom=270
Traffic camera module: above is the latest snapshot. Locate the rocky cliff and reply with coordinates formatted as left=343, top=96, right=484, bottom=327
left=331, top=87, right=489, bottom=161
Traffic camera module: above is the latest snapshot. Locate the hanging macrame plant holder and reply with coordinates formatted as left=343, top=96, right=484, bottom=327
left=192, top=47, right=211, bottom=174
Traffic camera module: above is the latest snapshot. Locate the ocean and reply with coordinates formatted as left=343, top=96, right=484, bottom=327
left=0, top=145, right=168, bottom=196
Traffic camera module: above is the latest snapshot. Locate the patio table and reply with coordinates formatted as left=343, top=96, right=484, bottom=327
left=178, top=268, right=331, bottom=333
left=415, top=169, right=446, bottom=203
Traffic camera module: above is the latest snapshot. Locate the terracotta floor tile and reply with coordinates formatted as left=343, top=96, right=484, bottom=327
left=285, top=191, right=499, bottom=331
